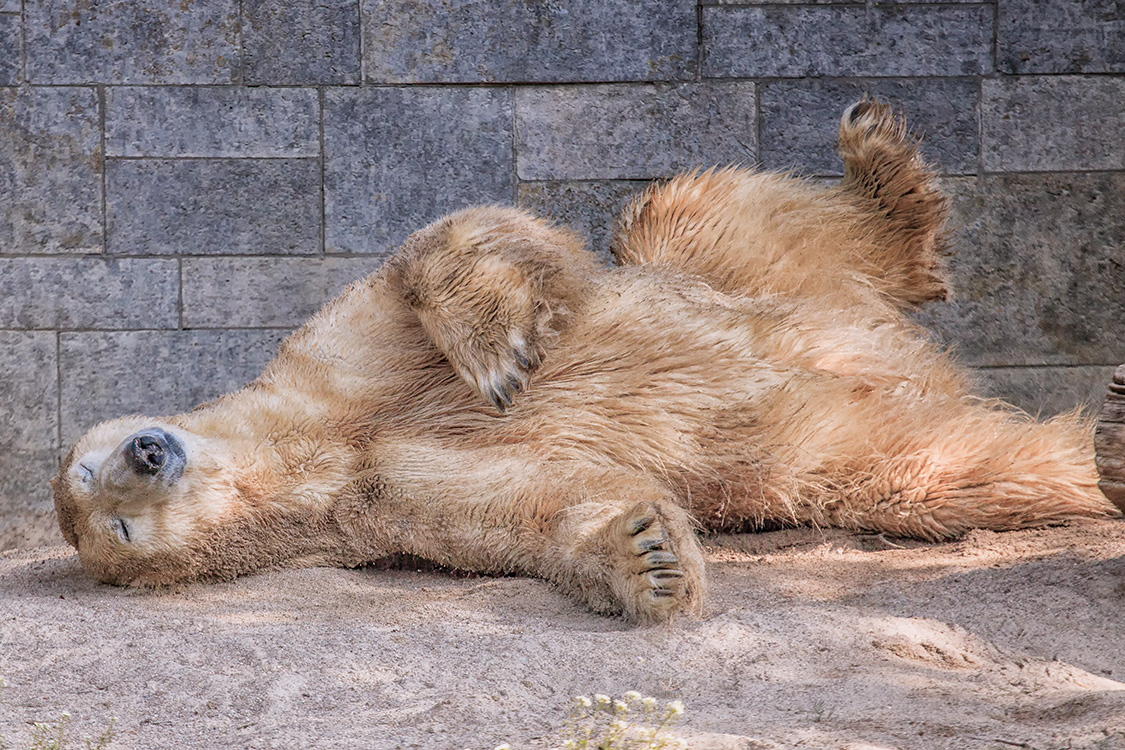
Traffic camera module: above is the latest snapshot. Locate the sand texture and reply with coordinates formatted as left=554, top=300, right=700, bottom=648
left=2, top=521, right=1124, bottom=749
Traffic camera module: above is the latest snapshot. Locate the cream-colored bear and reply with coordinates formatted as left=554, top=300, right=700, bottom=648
left=52, top=102, right=1121, bottom=622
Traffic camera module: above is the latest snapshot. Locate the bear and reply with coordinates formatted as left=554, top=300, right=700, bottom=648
left=51, top=101, right=1122, bottom=623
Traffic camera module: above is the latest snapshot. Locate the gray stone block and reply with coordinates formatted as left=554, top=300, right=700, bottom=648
left=363, top=0, right=695, bottom=83
left=702, top=5, right=993, bottom=77
left=972, top=365, right=1119, bottom=419
left=26, top=0, right=239, bottom=84
left=998, top=0, right=1124, bottom=74
left=517, top=181, right=649, bottom=263
left=0, top=332, right=59, bottom=549
left=182, top=257, right=385, bottom=328
left=759, top=79, right=978, bottom=176
left=0, top=258, right=179, bottom=329
left=107, top=159, right=321, bottom=256
left=0, top=87, right=102, bottom=255
left=0, top=0, right=19, bottom=13
left=243, top=0, right=360, bottom=84
left=106, top=87, right=319, bottom=158
left=515, top=83, right=756, bottom=181
left=982, top=77, right=1125, bottom=172
left=324, top=87, right=515, bottom=253
left=913, top=174, right=1125, bottom=367
left=0, top=14, right=19, bottom=85
left=60, top=330, right=290, bottom=445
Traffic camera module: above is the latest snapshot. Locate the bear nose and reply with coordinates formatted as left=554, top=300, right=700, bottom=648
left=124, top=430, right=169, bottom=475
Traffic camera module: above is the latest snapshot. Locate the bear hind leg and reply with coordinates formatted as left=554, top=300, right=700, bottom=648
left=836, top=99, right=952, bottom=306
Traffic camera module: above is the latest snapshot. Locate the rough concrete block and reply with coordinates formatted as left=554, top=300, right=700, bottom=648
left=998, top=0, right=1124, bottom=74
left=0, top=87, right=102, bottom=255
left=973, top=365, right=1119, bottom=419
left=702, top=5, right=992, bottom=77
left=517, top=181, right=649, bottom=263
left=182, top=257, right=385, bottom=328
left=0, top=0, right=20, bottom=13
left=60, top=330, right=289, bottom=445
left=106, top=87, right=319, bottom=158
left=324, top=87, right=514, bottom=253
left=913, top=174, right=1125, bottom=367
left=107, top=159, right=321, bottom=256
left=26, top=0, right=239, bottom=84
left=243, top=0, right=360, bottom=84
left=0, top=258, right=179, bottom=330
left=759, top=79, right=978, bottom=176
left=0, top=332, right=59, bottom=550
left=515, top=83, right=756, bottom=181
left=0, top=14, right=19, bottom=85
left=363, top=0, right=695, bottom=83
left=982, top=77, right=1125, bottom=172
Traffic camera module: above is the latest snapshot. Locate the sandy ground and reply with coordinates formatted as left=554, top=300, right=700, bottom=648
left=2, top=521, right=1124, bottom=750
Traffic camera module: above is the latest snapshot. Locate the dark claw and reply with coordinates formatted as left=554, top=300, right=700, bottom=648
left=650, top=569, right=683, bottom=582
left=848, top=100, right=874, bottom=124
left=642, top=551, right=679, bottom=568
left=515, top=350, right=531, bottom=370
left=635, top=534, right=666, bottom=552
left=506, top=373, right=523, bottom=395
left=488, top=389, right=507, bottom=414
left=651, top=589, right=676, bottom=599
left=628, top=515, right=655, bottom=536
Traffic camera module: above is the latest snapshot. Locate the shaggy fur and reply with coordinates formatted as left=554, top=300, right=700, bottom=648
left=52, top=102, right=1120, bottom=623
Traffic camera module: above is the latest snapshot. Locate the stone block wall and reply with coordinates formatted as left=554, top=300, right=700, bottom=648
left=1, top=0, right=1122, bottom=548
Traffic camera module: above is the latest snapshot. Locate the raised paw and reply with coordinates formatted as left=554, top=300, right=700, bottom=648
left=450, top=328, right=542, bottom=414
left=609, top=501, right=705, bottom=623
left=839, top=98, right=911, bottom=152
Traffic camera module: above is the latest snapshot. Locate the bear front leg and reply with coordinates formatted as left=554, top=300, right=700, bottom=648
left=369, top=443, right=706, bottom=622
left=384, top=206, right=598, bottom=412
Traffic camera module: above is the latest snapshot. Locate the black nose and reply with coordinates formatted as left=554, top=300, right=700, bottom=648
left=124, top=430, right=169, bottom=475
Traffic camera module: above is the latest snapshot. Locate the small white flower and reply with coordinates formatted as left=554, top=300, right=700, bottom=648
left=594, top=693, right=611, bottom=706
left=493, top=744, right=511, bottom=750
left=574, top=695, right=592, bottom=709
left=610, top=719, right=628, bottom=731
left=641, top=696, right=658, bottom=710
left=622, top=690, right=643, bottom=703
left=614, top=700, right=629, bottom=714
left=666, top=700, right=685, bottom=717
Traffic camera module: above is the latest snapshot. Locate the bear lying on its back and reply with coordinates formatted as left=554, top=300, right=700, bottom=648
left=52, top=102, right=1121, bottom=622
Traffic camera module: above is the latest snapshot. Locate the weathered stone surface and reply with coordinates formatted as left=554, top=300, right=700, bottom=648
left=0, top=0, right=19, bottom=13
left=243, top=0, right=360, bottom=84
left=106, top=87, right=319, bottom=158
left=0, top=87, right=102, bottom=254
left=982, top=77, right=1125, bottom=172
left=60, top=330, right=289, bottom=445
left=972, top=365, right=1119, bottom=418
left=759, top=78, right=978, bottom=176
left=515, top=83, right=756, bottom=181
left=702, top=5, right=992, bottom=77
left=913, top=174, right=1125, bottom=367
left=182, top=257, right=384, bottom=328
left=107, top=159, right=321, bottom=256
left=998, top=0, right=1124, bottom=74
left=0, top=14, right=19, bottom=85
left=324, top=87, right=514, bottom=252
left=363, top=0, right=695, bottom=83
left=517, top=181, right=649, bottom=263
left=0, top=259, right=178, bottom=329
left=0, top=332, right=59, bottom=550
left=26, top=0, right=239, bottom=84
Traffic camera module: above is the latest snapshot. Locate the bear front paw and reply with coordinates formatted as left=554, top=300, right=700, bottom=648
left=609, top=501, right=705, bottom=623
